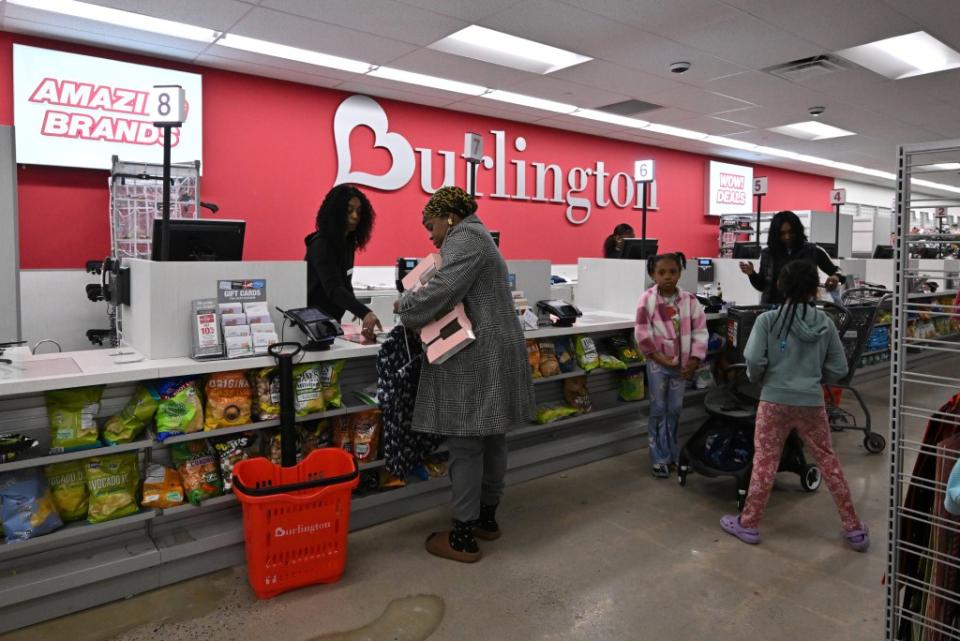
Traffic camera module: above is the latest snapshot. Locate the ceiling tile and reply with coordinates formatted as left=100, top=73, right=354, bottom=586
left=259, top=0, right=467, bottom=46
left=550, top=59, right=689, bottom=98
left=394, top=0, right=524, bottom=23
left=642, top=107, right=704, bottom=124
left=194, top=52, right=345, bottom=88
left=443, top=98, right=552, bottom=123
left=657, top=86, right=756, bottom=114
left=705, top=71, right=831, bottom=111
left=333, top=81, right=460, bottom=109
left=336, top=73, right=474, bottom=106
left=559, top=0, right=738, bottom=37
left=501, top=76, right=631, bottom=110
left=202, top=44, right=360, bottom=82
left=229, top=7, right=417, bottom=64
left=682, top=116, right=756, bottom=136
left=533, top=114, right=635, bottom=136
left=882, top=0, right=960, bottom=55
left=381, top=49, right=531, bottom=89
left=82, top=0, right=255, bottom=30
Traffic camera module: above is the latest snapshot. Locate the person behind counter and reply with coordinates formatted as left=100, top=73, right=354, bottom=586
left=305, top=184, right=382, bottom=342
left=739, top=210, right=845, bottom=305
left=394, top=186, right=534, bottom=564
left=603, top=223, right=635, bottom=258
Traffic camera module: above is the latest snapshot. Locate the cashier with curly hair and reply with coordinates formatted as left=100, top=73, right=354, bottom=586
left=305, top=184, right=382, bottom=342
left=395, top=186, right=535, bottom=564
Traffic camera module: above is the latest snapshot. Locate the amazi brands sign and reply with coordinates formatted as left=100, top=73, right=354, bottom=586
left=12, top=44, right=203, bottom=170
left=706, top=160, right=753, bottom=216
left=332, top=95, right=658, bottom=225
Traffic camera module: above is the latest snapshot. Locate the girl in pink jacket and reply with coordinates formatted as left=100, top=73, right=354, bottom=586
left=635, top=253, right=708, bottom=478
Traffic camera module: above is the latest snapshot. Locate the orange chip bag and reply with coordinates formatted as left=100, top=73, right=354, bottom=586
left=352, top=410, right=382, bottom=463
left=527, top=341, right=542, bottom=379
left=204, top=371, right=253, bottom=431
left=141, top=464, right=185, bottom=509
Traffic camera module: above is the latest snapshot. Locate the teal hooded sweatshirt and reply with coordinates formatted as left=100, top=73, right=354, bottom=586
left=743, top=305, right=848, bottom=407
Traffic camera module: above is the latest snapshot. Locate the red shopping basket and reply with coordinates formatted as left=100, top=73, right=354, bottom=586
left=233, top=442, right=360, bottom=599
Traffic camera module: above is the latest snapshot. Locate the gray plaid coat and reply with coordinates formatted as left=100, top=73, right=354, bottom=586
left=397, top=215, right=535, bottom=437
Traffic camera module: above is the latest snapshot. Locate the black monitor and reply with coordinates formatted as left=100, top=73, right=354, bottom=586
left=816, top=242, right=838, bottom=258
left=873, top=245, right=894, bottom=259
left=918, top=246, right=940, bottom=259
left=619, top=238, right=658, bottom=259
left=732, top=242, right=761, bottom=259
left=151, top=219, right=245, bottom=261
left=490, top=231, right=501, bottom=247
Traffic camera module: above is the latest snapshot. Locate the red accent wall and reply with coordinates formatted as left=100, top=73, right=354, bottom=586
left=1, top=32, right=834, bottom=269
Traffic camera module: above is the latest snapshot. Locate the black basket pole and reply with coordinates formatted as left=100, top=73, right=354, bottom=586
left=269, top=343, right=303, bottom=467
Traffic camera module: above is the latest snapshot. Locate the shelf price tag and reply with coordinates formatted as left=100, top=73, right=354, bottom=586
left=150, top=85, right=186, bottom=124
left=753, top=177, right=768, bottom=196
left=635, top=159, right=655, bottom=182
left=830, top=188, right=846, bottom=206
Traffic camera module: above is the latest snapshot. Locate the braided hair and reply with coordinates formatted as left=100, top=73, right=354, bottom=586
left=422, top=186, right=478, bottom=223
left=773, top=260, right=819, bottom=347
left=646, top=252, right=687, bottom=277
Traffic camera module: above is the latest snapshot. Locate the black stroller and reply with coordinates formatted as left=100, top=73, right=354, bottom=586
left=677, top=301, right=857, bottom=509
left=823, top=286, right=892, bottom=453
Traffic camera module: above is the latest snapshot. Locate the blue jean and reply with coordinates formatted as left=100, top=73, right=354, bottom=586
left=646, top=360, right=686, bottom=465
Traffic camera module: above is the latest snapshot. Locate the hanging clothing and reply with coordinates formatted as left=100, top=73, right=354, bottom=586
left=376, top=325, right=443, bottom=479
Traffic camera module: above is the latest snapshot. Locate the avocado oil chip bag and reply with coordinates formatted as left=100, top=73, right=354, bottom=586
left=319, top=360, right=346, bottom=410
left=172, top=441, right=224, bottom=505
left=45, top=386, right=104, bottom=452
left=0, top=468, right=63, bottom=541
left=573, top=335, right=600, bottom=372
left=44, top=460, right=89, bottom=522
left=103, top=383, right=159, bottom=445
left=155, top=378, right=204, bottom=441
left=619, top=371, right=646, bottom=402
left=84, top=453, right=140, bottom=524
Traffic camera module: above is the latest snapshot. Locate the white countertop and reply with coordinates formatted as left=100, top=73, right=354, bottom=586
left=0, top=309, right=727, bottom=396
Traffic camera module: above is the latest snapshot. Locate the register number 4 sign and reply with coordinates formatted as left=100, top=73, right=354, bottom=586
left=333, top=94, right=659, bottom=225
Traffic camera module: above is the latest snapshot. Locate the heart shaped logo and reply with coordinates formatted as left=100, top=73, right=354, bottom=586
left=334, top=94, right=415, bottom=191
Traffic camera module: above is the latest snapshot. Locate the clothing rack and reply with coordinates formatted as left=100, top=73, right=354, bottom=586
left=887, top=138, right=960, bottom=640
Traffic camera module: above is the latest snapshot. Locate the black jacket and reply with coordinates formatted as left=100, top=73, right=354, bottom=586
left=304, top=232, right=371, bottom=322
left=748, top=242, right=845, bottom=305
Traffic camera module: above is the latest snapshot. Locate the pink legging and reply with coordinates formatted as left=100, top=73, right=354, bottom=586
left=740, top=401, right=861, bottom=531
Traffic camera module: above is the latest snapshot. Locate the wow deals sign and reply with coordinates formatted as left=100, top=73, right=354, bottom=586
left=13, top=44, right=203, bottom=170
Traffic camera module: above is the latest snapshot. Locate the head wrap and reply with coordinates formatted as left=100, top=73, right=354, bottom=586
left=422, top=186, right=477, bottom=223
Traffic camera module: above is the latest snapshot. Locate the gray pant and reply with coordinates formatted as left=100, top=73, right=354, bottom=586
left=447, top=435, right=508, bottom=522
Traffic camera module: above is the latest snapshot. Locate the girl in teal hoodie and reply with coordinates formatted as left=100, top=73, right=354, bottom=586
left=721, top=261, right=870, bottom=551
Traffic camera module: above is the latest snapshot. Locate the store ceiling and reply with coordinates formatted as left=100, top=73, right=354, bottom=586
left=3, top=0, right=960, bottom=194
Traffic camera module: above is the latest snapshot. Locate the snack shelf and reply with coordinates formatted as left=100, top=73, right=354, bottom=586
left=862, top=348, right=891, bottom=357
left=908, top=289, right=958, bottom=299
left=0, top=435, right=155, bottom=474
left=0, top=509, right=157, bottom=559
left=157, top=492, right=238, bottom=518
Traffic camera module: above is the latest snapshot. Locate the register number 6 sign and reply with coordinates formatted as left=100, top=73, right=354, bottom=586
left=634, top=159, right=655, bottom=182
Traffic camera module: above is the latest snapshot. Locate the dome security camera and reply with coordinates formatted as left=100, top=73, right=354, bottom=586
left=670, top=61, right=691, bottom=74
left=808, top=106, right=826, bottom=117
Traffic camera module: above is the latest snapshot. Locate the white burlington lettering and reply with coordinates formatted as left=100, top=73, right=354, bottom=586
left=532, top=162, right=564, bottom=203
left=594, top=161, right=610, bottom=208
left=610, top=171, right=634, bottom=208
left=415, top=147, right=456, bottom=194
left=566, top=167, right=591, bottom=224
left=491, top=130, right=509, bottom=199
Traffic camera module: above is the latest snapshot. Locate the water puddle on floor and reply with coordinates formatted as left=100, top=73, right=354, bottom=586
left=306, top=595, right=445, bottom=641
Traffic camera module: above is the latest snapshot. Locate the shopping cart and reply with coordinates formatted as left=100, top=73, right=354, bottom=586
left=233, top=343, right=360, bottom=599
left=823, top=286, right=892, bottom=453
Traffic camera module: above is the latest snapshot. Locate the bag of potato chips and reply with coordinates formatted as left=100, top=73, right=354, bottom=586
left=141, top=464, right=185, bottom=509
left=251, top=367, right=281, bottom=420
left=46, top=386, right=104, bottom=452
left=84, top=453, right=140, bottom=524
left=155, top=378, right=204, bottom=441
left=204, top=371, right=253, bottom=431
left=172, top=441, right=223, bottom=505
left=0, top=468, right=63, bottom=542
left=44, top=460, right=89, bottom=521
left=319, top=360, right=346, bottom=410
left=103, top=383, right=159, bottom=445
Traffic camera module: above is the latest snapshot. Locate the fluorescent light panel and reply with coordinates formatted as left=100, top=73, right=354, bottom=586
left=7, top=0, right=217, bottom=42
left=215, top=34, right=371, bottom=74
left=482, top=90, right=577, bottom=114
left=836, top=31, right=960, bottom=79
left=367, top=66, right=487, bottom=96
left=704, top=136, right=758, bottom=151
left=769, top=120, right=856, bottom=141
left=645, top=123, right=708, bottom=140
left=429, top=25, right=591, bottom=74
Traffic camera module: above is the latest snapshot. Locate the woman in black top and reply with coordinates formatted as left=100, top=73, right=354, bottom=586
left=739, top=210, right=845, bottom=305
left=603, top=223, right=635, bottom=258
left=305, top=184, right=382, bottom=342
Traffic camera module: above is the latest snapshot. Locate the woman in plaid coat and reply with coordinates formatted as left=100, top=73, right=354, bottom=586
left=396, top=186, right=534, bottom=563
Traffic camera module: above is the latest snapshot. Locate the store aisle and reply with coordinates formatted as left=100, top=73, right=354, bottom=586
left=6, top=371, right=914, bottom=641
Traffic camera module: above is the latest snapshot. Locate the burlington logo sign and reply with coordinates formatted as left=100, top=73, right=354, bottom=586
left=332, top=95, right=658, bottom=225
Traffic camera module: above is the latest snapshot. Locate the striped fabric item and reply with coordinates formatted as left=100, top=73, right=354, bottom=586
left=634, top=285, right=708, bottom=367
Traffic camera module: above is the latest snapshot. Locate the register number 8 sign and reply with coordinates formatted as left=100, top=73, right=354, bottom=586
left=149, top=85, right=186, bottom=124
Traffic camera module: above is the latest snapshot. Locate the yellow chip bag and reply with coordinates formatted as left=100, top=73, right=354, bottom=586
left=84, top=453, right=140, bottom=524
left=204, top=371, right=253, bottom=431
left=44, top=460, right=89, bottom=522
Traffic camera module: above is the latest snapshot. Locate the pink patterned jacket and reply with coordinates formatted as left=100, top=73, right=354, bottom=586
left=634, top=285, right=708, bottom=367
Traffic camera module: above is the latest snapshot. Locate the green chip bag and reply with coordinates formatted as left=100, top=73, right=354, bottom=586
left=172, top=441, right=224, bottom=506
left=292, top=363, right=325, bottom=416
left=103, top=383, right=159, bottom=445
left=46, top=386, right=104, bottom=452
left=535, top=404, right=579, bottom=425
left=44, top=460, right=89, bottom=522
left=319, top=360, right=346, bottom=410
left=155, top=378, right=204, bottom=441
left=573, top=335, right=600, bottom=372
left=598, top=354, right=628, bottom=371
left=84, top=453, right=140, bottom=524
left=619, top=372, right=646, bottom=402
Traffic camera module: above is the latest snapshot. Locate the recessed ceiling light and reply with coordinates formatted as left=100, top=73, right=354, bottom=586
left=7, top=0, right=217, bottom=42
left=482, top=90, right=577, bottom=114
left=215, top=34, right=372, bottom=74
left=769, top=120, right=856, bottom=141
left=428, top=25, right=591, bottom=74
left=835, top=31, right=960, bottom=79
left=367, top=67, right=487, bottom=96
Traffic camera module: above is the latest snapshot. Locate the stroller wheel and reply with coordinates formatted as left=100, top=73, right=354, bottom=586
left=678, top=470, right=687, bottom=487
left=829, top=415, right=849, bottom=432
left=801, top=465, right=822, bottom=492
left=864, top=433, right=886, bottom=454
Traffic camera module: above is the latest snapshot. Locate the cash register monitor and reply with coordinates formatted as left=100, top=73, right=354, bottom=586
left=151, top=219, right=245, bottom=261
left=619, top=238, right=658, bottom=260
left=732, top=242, right=762, bottom=259
left=873, top=245, right=894, bottom=259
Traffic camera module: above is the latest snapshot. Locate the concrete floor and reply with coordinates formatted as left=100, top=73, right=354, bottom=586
left=8, top=362, right=927, bottom=641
